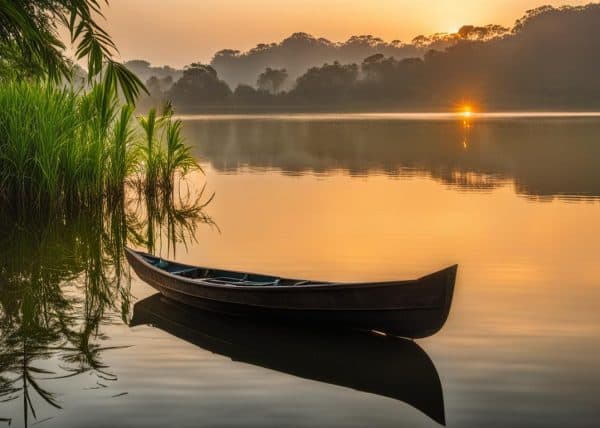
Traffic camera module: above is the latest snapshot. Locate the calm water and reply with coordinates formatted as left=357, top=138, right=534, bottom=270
left=2, top=114, right=600, bottom=427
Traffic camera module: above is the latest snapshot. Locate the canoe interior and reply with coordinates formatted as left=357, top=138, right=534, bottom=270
left=140, top=253, right=326, bottom=286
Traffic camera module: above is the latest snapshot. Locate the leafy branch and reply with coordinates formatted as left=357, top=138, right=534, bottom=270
left=0, top=0, right=147, bottom=103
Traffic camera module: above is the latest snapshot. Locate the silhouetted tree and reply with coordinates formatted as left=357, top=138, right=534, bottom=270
left=233, top=84, right=275, bottom=105
left=291, top=62, right=358, bottom=103
left=147, top=76, right=174, bottom=95
left=162, top=4, right=600, bottom=111
left=233, top=84, right=257, bottom=103
left=125, top=60, right=183, bottom=83
left=211, top=32, right=443, bottom=89
left=257, top=68, right=288, bottom=94
left=361, top=54, right=387, bottom=80
left=141, top=75, right=175, bottom=110
left=457, top=24, right=509, bottom=41
left=168, top=63, right=232, bottom=107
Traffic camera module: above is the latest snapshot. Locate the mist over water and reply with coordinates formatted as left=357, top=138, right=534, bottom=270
left=183, top=114, right=600, bottom=201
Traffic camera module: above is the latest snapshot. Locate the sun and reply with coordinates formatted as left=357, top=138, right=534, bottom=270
left=461, top=106, right=473, bottom=118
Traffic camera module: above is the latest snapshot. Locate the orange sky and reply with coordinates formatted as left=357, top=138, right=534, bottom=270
left=98, top=0, right=590, bottom=67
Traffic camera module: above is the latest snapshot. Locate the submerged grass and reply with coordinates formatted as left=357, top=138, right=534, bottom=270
left=0, top=80, right=200, bottom=211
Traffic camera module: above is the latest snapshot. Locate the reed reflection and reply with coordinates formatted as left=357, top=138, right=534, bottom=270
left=183, top=117, right=600, bottom=200
left=127, top=183, right=217, bottom=257
left=131, top=294, right=446, bottom=426
left=0, top=189, right=214, bottom=427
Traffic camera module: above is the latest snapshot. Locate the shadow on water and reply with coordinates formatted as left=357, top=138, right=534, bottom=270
left=183, top=117, right=600, bottom=200
left=0, top=189, right=214, bottom=427
left=131, top=293, right=446, bottom=426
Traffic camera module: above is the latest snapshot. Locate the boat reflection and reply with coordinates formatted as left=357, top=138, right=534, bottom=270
left=131, top=293, right=446, bottom=426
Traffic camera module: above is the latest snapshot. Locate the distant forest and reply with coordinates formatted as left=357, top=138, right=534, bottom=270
left=128, top=4, right=600, bottom=112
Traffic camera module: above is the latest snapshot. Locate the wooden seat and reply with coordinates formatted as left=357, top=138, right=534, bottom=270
left=171, top=267, right=198, bottom=276
left=201, top=277, right=280, bottom=286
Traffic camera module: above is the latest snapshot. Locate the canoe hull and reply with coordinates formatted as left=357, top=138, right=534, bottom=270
left=126, top=248, right=457, bottom=338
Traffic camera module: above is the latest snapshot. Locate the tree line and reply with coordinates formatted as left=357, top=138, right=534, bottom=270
left=135, top=4, right=600, bottom=112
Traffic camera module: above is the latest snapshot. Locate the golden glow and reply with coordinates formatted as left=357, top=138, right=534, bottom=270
left=132, top=117, right=600, bottom=383
left=96, top=0, right=592, bottom=66
left=174, top=164, right=600, bottom=286
left=461, top=108, right=472, bottom=148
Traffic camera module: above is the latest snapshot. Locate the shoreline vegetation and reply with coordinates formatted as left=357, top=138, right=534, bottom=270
left=0, top=80, right=201, bottom=212
left=135, top=4, right=600, bottom=113
left=0, top=4, right=213, bottom=422
left=0, top=1, right=203, bottom=217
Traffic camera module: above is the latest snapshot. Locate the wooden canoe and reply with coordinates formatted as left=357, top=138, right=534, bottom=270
left=131, top=293, right=446, bottom=425
left=125, top=248, right=457, bottom=339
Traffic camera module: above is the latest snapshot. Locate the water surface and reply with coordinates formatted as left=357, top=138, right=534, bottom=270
left=1, top=114, right=599, bottom=427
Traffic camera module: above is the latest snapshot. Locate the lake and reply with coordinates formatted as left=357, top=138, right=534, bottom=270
left=1, top=114, right=600, bottom=427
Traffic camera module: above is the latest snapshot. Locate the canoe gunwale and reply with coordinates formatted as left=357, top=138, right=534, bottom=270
left=126, top=248, right=456, bottom=292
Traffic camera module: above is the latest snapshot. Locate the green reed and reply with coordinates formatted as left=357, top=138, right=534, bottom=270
left=0, top=80, right=199, bottom=211
left=0, top=82, right=79, bottom=207
left=137, top=105, right=201, bottom=196
left=162, top=118, right=201, bottom=191
left=138, top=108, right=161, bottom=194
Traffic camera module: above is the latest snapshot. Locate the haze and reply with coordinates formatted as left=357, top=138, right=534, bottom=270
left=104, top=0, right=590, bottom=67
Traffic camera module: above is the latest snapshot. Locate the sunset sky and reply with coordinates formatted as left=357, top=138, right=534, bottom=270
left=99, top=0, right=590, bottom=67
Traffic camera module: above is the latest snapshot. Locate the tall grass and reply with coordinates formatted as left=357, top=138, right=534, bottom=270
left=107, top=104, right=137, bottom=195
left=137, top=106, right=201, bottom=195
left=0, top=80, right=199, bottom=211
left=162, top=118, right=200, bottom=191
left=0, top=82, right=80, bottom=207
left=138, top=108, right=161, bottom=194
